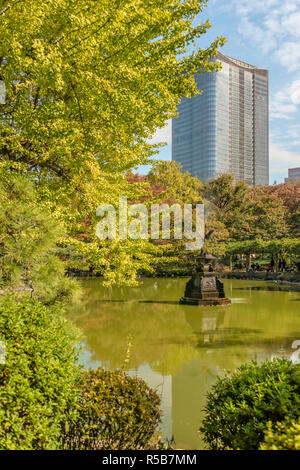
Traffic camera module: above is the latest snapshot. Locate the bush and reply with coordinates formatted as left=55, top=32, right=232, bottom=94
left=62, top=368, right=161, bottom=450
left=260, top=419, right=300, bottom=450
left=0, top=296, right=81, bottom=450
left=200, top=359, right=300, bottom=450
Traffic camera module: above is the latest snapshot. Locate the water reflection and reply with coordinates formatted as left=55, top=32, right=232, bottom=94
left=68, top=278, right=300, bottom=450
left=233, top=284, right=300, bottom=292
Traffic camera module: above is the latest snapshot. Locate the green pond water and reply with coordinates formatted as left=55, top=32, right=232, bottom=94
left=68, top=278, right=300, bottom=450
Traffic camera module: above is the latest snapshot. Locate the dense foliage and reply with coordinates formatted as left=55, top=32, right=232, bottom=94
left=0, top=170, right=79, bottom=303
left=0, top=0, right=225, bottom=285
left=204, top=174, right=290, bottom=241
left=0, top=296, right=80, bottom=450
left=200, top=359, right=300, bottom=450
left=260, top=418, right=300, bottom=450
left=226, top=239, right=300, bottom=257
left=262, top=182, right=300, bottom=238
left=226, top=238, right=300, bottom=271
left=147, top=161, right=204, bottom=206
left=137, top=165, right=300, bottom=273
left=62, top=368, right=161, bottom=450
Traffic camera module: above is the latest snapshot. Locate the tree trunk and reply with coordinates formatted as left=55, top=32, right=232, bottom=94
left=246, top=253, right=251, bottom=271
left=275, top=254, right=279, bottom=273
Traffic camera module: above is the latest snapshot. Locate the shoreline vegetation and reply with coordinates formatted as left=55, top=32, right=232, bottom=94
left=220, top=271, right=300, bottom=284
left=67, top=268, right=300, bottom=286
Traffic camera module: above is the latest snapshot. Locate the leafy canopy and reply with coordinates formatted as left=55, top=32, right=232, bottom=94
left=0, top=0, right=224, bottom=211
left=0, top=0, right=225, bottom=284
left=204, top=174, right=289, bottom=242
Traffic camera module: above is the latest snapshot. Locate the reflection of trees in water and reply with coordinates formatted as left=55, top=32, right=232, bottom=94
left=186, top=305, right=300, bottom=363
left=68, top=278, right=300, bottom=377
left=234, top=285, right=300, bottom=293
left=69, top=280, right=200, bottom=375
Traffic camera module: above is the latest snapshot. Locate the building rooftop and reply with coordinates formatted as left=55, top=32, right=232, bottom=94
left=216, top=52, right=268, bottom=75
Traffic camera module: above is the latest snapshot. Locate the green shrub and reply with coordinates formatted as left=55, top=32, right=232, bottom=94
left=260, top=419, right=300, bottom=450
left=0, top=296, right=81, bottom=449
left=62, top=368, right=161, bottom=450
left=200, top=359, right=300, bottom=450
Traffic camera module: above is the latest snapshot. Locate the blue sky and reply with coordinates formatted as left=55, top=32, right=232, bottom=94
left=146, top=0, right=300, bottom=184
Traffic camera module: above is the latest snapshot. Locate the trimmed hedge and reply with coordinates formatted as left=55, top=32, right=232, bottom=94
left=62, top=368, right=161, bottom=450
left=260, top=419, right=300, bottom=450
left=0, top=296, right=80, bottom=450
left=200, top=359, right=300, bottom=450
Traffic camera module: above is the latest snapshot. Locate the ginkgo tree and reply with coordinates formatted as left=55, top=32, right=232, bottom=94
left=0, top=0, right=225, bottom=284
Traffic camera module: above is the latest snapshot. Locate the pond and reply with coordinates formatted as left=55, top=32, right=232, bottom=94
left=68, top=278, right=300, bottom=450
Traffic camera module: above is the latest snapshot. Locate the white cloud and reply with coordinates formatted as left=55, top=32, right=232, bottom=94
left=270, top=76, right=300, bottom=119
left=238, top=17, right=276, bottom=53
left=282, top=2, right=300, bottom=13
left=286, top=124, right=300, bottom=139
left=281, top=10, right=300, bottom=36
left=276, top=42, right=300, bottom=71
left=271, top=124, right=300, bottom=146
left=232, top=0, right=300, bottom=71
left=263, top=17, right=280, bottom=34
left=229, top=0, right=300, bottom=118
left=233, top=0, right=281, bottom=16
left=269, top=143, right=300, bottom=174
left=233, top=0, right=300, bottom=16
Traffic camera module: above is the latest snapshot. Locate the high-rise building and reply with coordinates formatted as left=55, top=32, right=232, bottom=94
left=284, top=167, right=300, bottom=184
left=172, top=52, right=269, bottom=185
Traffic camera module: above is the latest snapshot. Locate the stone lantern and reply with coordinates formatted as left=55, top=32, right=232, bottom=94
left=180, top=253, right=231, bottom=306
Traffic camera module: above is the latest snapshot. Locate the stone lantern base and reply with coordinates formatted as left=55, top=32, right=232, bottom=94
left=180, top=254, right=231, bottom=306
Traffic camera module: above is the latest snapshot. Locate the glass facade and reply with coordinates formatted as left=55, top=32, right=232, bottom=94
left=285, top=167, right=300, bottom=184
left=172, top=53, right=269, bottom=185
